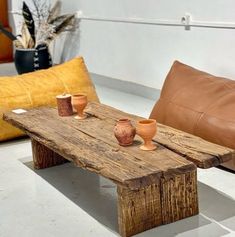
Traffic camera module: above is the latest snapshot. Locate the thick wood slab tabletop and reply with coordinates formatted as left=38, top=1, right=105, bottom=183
left=3, top=102, right=234, bottom=189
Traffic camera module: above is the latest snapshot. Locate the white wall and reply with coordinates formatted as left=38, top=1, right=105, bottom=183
left=9, top=0, right=235, bottom=90
left=9, top=0, right=56, bottom=34
left=8, top=0, right=32, bottom=33
left=58, top=0, right=235, bottom=90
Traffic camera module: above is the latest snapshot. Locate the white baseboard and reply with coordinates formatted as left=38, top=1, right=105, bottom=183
left=90, top=73, right=160, bottom=101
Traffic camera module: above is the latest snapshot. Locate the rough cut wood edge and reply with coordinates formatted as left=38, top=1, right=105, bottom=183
left=3, top=108, right=165, bottom=189
left=117, top=169, right=199, bottom=237
left=117, top=182, right=162, bottom=237
left=161, top=169, right=199, bottom=224
left=5, top=111, right=166, bottom=190
left=31, top=139, right=68, bottom=169
left=4, top=104, right=234, bottom=169
left=154, top=124, right=233, bottom=169
left=85, top=102, right=234, bottom=168
left=220, top=158, right=235, bottom=171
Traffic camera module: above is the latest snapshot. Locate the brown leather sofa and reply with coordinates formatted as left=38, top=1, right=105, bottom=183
left=150, top=61, right=235, bottom=171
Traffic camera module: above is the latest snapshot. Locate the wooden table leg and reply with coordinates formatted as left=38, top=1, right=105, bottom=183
left=31, top=138, right=68, bottom=169
left=161, top=170, right=199, bottom=224
left=117, top=182, right=162, bottom=237
left=117, top=169, right=199, bottom=237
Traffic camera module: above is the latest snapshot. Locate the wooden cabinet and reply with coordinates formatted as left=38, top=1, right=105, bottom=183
left=0, top=0, right=13, bottom=63
left=0, top=0, right=8, bottom=26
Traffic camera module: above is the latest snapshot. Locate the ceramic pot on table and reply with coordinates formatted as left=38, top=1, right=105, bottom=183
left=114, top=118, right=136, bottom=146
left=56, top=94, right=73, bottom=117
left=136, top=119, right=157, bottom=151
left=72, top=94, right=88, bottom=119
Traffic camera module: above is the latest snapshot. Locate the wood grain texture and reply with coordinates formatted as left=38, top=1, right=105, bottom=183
left=31, top=139, right=68, bottom=169
left=3, top=103, right=204, bottom=237
left=117, top=169, right=198, bottom=237
left=85, top=102, right=234, bottom=168
left=3, top=105, right=200, bottom=188
left=117, top=182, right=162, bottom=237
left=161, top=170, right=198, bottom=224
left=155, top=124, right=233, bottom=168
left=3, top=108, right=162, bottom=189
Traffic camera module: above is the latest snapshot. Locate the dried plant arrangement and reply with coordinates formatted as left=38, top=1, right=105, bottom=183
left=0, top=0, right=76, bottom=49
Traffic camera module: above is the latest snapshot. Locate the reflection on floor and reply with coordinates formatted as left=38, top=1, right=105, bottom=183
left=0, top=68, right=235, bottom=236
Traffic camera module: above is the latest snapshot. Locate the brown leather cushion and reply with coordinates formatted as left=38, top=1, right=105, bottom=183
left=150, top=61, right=235, bottom=151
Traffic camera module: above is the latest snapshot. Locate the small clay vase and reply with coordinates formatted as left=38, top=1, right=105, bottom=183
left=72, top=94, right=88, bottom=120
left=136, top=119, right=157, bottom=151
left=56, top=94, right=73, bottom=117
left=114, top=118, right=136, bottom=146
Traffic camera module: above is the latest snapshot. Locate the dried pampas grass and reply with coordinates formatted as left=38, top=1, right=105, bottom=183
left=13, top=0, right=77, bottom=49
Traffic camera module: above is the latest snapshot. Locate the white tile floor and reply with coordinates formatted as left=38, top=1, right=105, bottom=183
left=0, top=64, right=235, bottom=237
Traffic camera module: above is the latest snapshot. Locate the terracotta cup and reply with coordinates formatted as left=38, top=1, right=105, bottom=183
left=114, top=118, right=136, bottom=146
left=72, top=94, right=88, bottom=120
left=56, top=94, right=73, bottom=117
left=136, top=119, right=157, bottom=151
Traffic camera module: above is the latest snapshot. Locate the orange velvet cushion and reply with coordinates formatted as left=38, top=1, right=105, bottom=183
left=0, top=57, right=99, bottom=141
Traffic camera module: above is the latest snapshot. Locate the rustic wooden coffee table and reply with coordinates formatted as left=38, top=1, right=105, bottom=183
left=3, top=102, right=234, bottom=237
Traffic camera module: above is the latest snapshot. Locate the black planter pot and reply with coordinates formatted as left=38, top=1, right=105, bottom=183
left=14, top=44, right=52, bottom=74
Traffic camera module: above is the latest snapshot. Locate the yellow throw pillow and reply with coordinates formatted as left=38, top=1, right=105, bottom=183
left=0, top=57, right=99, bottom=141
